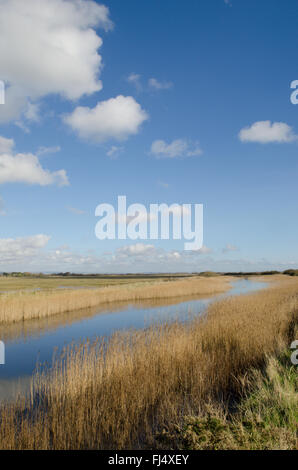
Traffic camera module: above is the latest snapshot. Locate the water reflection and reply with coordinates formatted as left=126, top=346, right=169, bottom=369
left=0, top=279, right=266, bottom=401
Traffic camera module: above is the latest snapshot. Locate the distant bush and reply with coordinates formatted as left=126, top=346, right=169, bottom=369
left=224, top=271, right=281, bottom=277
left=199, top=271, right=220, bottom=277
left=283, top=269, right=298, bottom=276
left=260, top=271, right=280, bottom=276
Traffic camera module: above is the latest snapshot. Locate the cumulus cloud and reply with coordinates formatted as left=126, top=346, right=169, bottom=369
left=64, top=95, right=149, bottom=143
left=0, top=0, right=112, bottom=123
left=239, top=121, right=298, bottom=144
left=151, top=139, right=202, bottom=158
left=148, top=78, right=173, bottom=90
left=116, top=243, right=156, bottom=256
left=113, top=243, right=212, bottom=262
left=0, top=234, right=50, bottom=263
left=1, top=238, right=296, bottom=274
left=0, top=136, right=69, bottom=186
left=0, top=154, right=69, bottom=186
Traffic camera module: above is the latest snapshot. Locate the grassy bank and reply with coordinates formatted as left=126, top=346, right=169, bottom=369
left=0, top=276, right=231, bottom=324
left=0, top=277, right=297, bottom=449
left=157, top=351, right=298, bottom=450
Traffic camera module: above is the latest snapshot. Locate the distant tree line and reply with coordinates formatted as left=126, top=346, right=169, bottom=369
left=283, top=269, right=298, bottom=276
left=0, top=270, right=298, bottom=278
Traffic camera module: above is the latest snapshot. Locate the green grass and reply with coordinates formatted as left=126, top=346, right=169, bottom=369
left=156, top=351, right=298, bottom=450
left=0, top=274, right=189, bottom=292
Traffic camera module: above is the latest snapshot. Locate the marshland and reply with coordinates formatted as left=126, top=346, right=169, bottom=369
left=1, top=0, right=297, bottom=456
left=0, top=273, right=297, bottom=450
left=0, top=274, right=231, bottom=324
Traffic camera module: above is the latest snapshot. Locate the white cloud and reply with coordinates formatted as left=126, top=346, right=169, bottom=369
left=0, top=136, right=69, bottom=186
left=36, top=146, right=61, bottom=157
left=64, top=95, right=149, bottom=143
left=0, top=136, right=14, bottom=153
left=15, top=119, right=31, bottom=134
left=151, top=139, right=202, bottom=158
left=148, top=78, right=173, bottom=90
left=106, top=146, right=124, bottom=159
left=0, top=239, right=296, bottom=274
left=196, top=245, right=212, bottom=254
left=0, top=154, right=69, bottom=186
left=24, top=102, right=41, bottom=123
left=117, top=243, right=156, bottom=256
left=127, top=73, right=142, bottom=91
left=0, top=0, right=112, bottom=123
left=114, top=243, right=212, bottom=262
left=239, top=121, right=298, bottom=144
left=0, top=234, right=50, bottom=263
left=127, top=74, right=173, bottom=93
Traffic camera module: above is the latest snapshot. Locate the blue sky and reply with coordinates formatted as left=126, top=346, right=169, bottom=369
left=0, top=0, right=297, bottom=273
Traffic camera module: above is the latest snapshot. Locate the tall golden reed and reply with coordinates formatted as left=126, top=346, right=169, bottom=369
left=0, top=276, right=231, bottom=324
left=0, top=277, right=297, bottom=449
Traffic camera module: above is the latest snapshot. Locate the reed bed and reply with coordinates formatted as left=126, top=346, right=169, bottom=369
left=0, top=294, right=213, bottom=343
left=0, top=276, right=231, bottom=324
left=0, top=278, right=297, bottom=449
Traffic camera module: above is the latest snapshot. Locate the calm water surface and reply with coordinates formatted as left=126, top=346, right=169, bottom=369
left=0, top=279, right=266, bottom=401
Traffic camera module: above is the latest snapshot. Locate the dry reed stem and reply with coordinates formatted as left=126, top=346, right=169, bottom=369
left=0, top=276, right=231, bottom=325
left=0, top=278, right=297, bottom=449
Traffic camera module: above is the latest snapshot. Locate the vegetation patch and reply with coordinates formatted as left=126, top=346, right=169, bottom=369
left=156, top=352, right=298, bottom=450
